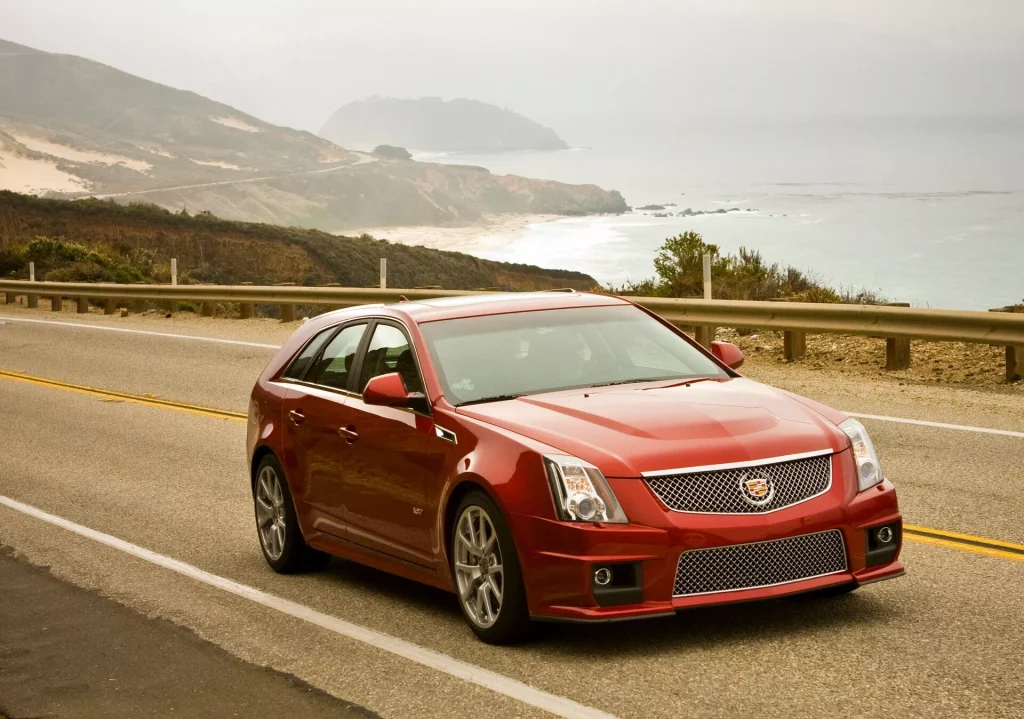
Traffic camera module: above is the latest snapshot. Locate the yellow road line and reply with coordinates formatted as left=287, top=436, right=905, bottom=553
left=3, top=369, right=1023, bottom=563
left=904, top=524, right=1024, bottom=562
left=0, top=369, right=247, bottom=422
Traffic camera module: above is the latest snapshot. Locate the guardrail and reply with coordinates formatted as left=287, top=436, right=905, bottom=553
left=2, top=280, right=1022, bottom=381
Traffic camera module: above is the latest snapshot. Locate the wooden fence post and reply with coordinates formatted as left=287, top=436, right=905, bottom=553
left=695, top=253, right=715, bottom=348
left=884, top=303, right=911, bottom=370
left=201, top=302, right=215, bottom=317
left=51, top=295, right=62, bottom=312
left=28, top=262, right=37, bottom=308
left=239, top=303, right=254, bottom=319
left=784, top=331, right=807, bottom=361
left=77, top=296, right=89, bottom=314
left=104, top=298, right=117, bottom=315
left=991, top=304, right=1024, bottom=382
left=168, top=258, right=178, bottom=316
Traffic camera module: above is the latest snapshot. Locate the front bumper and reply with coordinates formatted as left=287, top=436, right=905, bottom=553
left=512, top=476, right=904, bottom=622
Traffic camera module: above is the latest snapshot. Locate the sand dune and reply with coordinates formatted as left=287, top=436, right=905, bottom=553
left=210, top=116, right=261, bottom=133
left=10, top=133, right=151, bottom=173
left=189, top=159, right=256, bottom=171
left=0, top=142, right=89, bottom=193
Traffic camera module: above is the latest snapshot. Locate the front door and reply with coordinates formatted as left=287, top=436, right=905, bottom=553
left=281, top=322, right=368, bottom=537
left=341, top=321, right=436, bottom=567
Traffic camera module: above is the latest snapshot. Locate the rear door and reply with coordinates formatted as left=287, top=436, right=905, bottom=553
left=281, top=322, right=368, bottom=537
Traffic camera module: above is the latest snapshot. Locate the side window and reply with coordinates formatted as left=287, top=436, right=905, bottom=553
left=282, top=328, right=334, bottom=380
left=358, top=324, right=424, bottom=394
left=312, top=324, right=368, bottom=390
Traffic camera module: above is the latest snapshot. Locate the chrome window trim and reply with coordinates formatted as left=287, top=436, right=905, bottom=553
left=270, top=378, right=358, bottom=400
left=278, top=314, right=428, bottom=401
left=641, top=448, right=834, bottom=477
left=672, top=529, right=848, bottom=598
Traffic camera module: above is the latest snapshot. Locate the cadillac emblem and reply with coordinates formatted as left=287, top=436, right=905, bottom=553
left=739, top=470, right=775, bottom=507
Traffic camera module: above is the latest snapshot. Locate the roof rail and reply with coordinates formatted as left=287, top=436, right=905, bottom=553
left=542, top=288, right=577, bottom=293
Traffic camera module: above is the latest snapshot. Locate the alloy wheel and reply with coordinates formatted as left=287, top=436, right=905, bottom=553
left=255, top=465, right=287, bottom=561
left=454, top=505, right=504, bottom=629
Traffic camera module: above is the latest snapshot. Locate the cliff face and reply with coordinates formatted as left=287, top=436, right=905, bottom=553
left=320, top=97, right=570, bottom=153
left=0, top=40, right=625, bottom=230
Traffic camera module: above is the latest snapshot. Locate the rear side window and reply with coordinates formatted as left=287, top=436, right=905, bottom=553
left=313, top=324, right=368, bottom=390
left=282, top=328, right=334, bottom=380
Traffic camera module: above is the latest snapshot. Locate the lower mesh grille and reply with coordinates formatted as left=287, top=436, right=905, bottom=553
left=673, top=529, right=847, bottom=597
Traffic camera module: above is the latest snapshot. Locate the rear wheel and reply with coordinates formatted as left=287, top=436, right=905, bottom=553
left=452, top=491, right=531, bottom=644
left=254, top=454, right=330, bottom=573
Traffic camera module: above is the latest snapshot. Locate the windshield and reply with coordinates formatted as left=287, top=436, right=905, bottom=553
left=419, top=305, right=729, bottom=405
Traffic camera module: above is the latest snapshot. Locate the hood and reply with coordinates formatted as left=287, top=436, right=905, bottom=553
left=457, top=378, right=848, bottom=477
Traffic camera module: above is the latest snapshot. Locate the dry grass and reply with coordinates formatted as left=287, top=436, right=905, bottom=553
left=715, top=327, right=1021, bottom=390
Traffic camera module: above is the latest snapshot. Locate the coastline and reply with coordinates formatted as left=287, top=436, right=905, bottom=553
left=338, top=213, right=565, bottom=254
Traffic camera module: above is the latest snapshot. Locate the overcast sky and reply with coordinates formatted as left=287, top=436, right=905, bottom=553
left=2, top=1, right=1021, bottom=142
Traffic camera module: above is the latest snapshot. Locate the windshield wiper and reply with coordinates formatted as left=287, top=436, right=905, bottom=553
left=653, top=376, right=717, bottom=389
left=458, top=394, right=525, bottom=406
left=587, top=378, right=665, bottom=388
left=590, top=376, right=712, bottom=389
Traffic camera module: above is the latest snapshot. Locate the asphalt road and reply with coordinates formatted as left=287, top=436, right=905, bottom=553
left=1, top=308, right=1022, bottom=719
left=0, top=547, right=374, bottom=718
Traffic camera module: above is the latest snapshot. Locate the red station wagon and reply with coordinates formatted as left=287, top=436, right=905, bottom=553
left=247, top=291, right=904, bottom=643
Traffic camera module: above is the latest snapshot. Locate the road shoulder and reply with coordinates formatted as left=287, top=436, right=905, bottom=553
left=0, top=546, right=376, bottom=719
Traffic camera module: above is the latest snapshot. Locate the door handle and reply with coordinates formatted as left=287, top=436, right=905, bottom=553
left=288, top=409, right=305, bottom=425
left=338, top=425, right=359, bottom=443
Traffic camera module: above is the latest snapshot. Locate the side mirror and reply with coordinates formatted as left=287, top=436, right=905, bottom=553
left=362, top=372, right=430, bottom=413
left=711, top=341, right=744, bottom=370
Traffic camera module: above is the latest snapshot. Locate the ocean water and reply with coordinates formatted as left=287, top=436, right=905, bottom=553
left=418, top=117, right=1024, bottom=310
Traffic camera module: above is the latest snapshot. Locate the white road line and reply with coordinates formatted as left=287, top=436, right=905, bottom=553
left=4, top=314, right=1022, bottom=439
left=0, top=316, right=280, bottom=349
left=0, top=495, right=616, bottom=719
left=846, top=412, right=1024, bottom=439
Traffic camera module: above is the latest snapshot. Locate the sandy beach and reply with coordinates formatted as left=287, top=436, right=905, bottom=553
left=340, top=213, right=565, bottom=254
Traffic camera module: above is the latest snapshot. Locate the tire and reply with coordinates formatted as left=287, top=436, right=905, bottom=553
left=253, top=454, right=330, bottom=574
left=451, top=490, right=532, bottom=644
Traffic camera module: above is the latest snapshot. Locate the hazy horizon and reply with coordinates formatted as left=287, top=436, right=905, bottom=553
left=2, top=1, right=1022, bottom=145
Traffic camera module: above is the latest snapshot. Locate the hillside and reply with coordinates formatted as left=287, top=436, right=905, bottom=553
left=320, top=97, right=570, bottom=153
left=0, top=191, right=599, bottom=291
left=0, top=39, right=625, bottom=229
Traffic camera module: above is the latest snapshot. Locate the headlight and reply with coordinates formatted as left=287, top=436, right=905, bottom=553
left=839, top=418, right=884, bottom=492
left=543, top=454, right=628, bottom=524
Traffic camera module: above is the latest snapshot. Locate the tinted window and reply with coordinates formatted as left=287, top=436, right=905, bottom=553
left=419, top=305, right=727, bottom=405
left=282, top=328, right=334, bottom=380
left=312, top=324, right=367, bottom=390
left=358, top=324, right=424, bottom=394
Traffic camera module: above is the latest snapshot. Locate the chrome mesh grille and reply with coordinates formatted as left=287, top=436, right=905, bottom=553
left=645, top=453, right=832, bottom=514
left=673, top=529, right=847, bottom=597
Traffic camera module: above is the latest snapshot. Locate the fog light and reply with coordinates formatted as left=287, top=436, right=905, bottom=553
left=877, top=526, right=894, bottom=544
left=594, top=567, right=613, bottom=586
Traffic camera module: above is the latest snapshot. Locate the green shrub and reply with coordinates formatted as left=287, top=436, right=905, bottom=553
left=612, top=231, right=886, bottom=304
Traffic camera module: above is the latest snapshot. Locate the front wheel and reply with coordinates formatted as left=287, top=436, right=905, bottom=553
left=452, top=491, right=531, bottom=644
left=254, top=454, right=330, bottom=574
